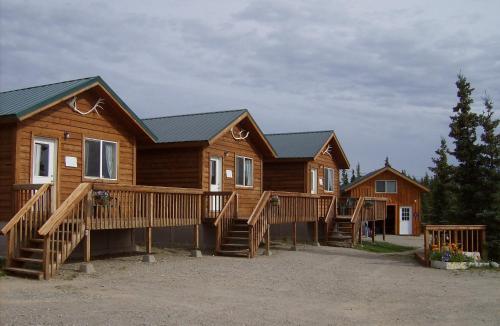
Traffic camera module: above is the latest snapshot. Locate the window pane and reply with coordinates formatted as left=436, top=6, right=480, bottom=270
left=386, top=181, right=396, bottom=193
left=34, top=143, right=49, bottom=177
left=210, top=160, right=217, bottom=185
left=85, top=140, right=100, bottom=178
left=328, top=169, right=334, bottom=191
left=375, top=181, right=385, bottom=192
left=245, top=158, right=253, bottom=186
left=102, top=141, right=117, bottom=179
left=236, top=157, right=244, bottom=185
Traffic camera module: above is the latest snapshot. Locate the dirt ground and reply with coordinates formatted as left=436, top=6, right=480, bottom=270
left=1, top=238, right=499, bottom=326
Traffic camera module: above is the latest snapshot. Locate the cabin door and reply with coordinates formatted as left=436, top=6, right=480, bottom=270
left=310, top=168, right=318, bottom=194
left=399, top=206, right=412, bottom=235
left=32, top=137, right=57, bottom=185
left=209, top=156, right=222, bottom=211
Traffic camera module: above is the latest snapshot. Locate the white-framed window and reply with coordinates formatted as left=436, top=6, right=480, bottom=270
left=84, top=138, right=117, bottom=180
left=375, top=180, right=397, bottom=193
left=236, top=156, right=253, bottom=187
left=324, top=168, right=334, bottom=192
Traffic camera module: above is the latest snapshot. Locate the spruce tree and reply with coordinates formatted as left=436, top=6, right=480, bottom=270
left=420, top=173, right=432, bottom=223
left=341, top=169, right=349, bottom=186
left=384, top=156, right=391, bottom=167
left=350, top=169, right=356, bottom=183
left=429, top=138, right=455, bottom=224
left=448, top=74, right=481, bottom=223
left=355, top=162, right=361, bottom=178
left=477, top=97, right=500, bottom=258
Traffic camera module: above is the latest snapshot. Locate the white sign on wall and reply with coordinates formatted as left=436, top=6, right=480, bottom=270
left=319, top=178, right=323, bottom=186
left=65, top=156, right=78, bottom=168
left=226, top=169, right=233, bottom=178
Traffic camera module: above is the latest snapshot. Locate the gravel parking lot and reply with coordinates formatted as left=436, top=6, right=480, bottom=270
left=1, top=239, right=499, bottom=326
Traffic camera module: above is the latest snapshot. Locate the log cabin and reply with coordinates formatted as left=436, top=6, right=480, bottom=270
left=341, top=165, right=430, bottom=236
left=264, top=130, right=350, bottom=197
left=0, top=77, right=204, bottom=279
left=137, top=110, right=280, bottom=251
left=263, top=130, right=371, bottom=246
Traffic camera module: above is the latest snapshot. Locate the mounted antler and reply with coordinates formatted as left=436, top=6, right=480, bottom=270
left=323, top=144, right=333, bottom=157
left=231, top=127, right=250, bottom=140
left=67, top=96, right=105, bottom=116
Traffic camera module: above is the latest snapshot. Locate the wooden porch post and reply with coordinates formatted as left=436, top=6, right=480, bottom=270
left=358, top=223, right=362, bottom=244
left=43, top=237, right=50, bottom=280
left=292, top=222, right=297, bottom=250
left=194, top=224, right=200, bottom=251
left=313, top=220, right=319, bottom=245
left=6, top=233, right=13, bottom=268
left=372, top=220, right=376, bottom=243
left=145, top=228, right=152, bottom=254
left=265, top=226, right=271, bottom=256
left=383, top=218, right=386, bottom=241
left=84, top=230, right=91, bottom=262
left=423, top=226, right=428, bottom=267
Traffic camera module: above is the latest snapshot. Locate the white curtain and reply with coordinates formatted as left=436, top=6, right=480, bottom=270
left=245, top=158, right=253, bottom=186
left=103, top=142, right=116, bottom=179
left=34, top=143, right=42, bottom=176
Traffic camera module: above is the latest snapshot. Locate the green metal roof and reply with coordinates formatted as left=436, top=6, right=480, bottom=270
left=265, top=130, right=334, bottom=158
left=0, top=76, right=156, bottom=141
left=143, top=109, right=248, bottom=143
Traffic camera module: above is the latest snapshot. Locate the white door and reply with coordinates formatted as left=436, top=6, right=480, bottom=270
left=209, top=156, right=222, bottom=211
left=399, top=206, right=412, bottom=235
left=310, top=168, right=318, bottom=194
left=32, top=137, right=56, bottom=185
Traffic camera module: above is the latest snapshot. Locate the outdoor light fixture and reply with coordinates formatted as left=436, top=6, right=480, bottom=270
left=64, top=131, right=71, bottom=140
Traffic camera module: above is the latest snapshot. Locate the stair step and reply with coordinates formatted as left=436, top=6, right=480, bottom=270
left=221, top=243, right=249, bottom=249
left=21, top=247, right=43, bottom=254
left=324, top=241, right=353, bottom=248
left=225, top=236, right=249, bottom=241
left=30, top=238, right=44, bottom=244
left=13, top=257, right=43, bottom=264
left=216, top=249, right=249, bottom=257
left=229, top=230, right=249, bottom=236
left=4, top=267, right=43, bottom=280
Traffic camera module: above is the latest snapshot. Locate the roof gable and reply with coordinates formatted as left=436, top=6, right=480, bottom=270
left=265, top=130, right=350, bottom=168
left=143, top=109, right=277, bottom=157
left=342, top=166, right=430, bottom=192
left=0, top=76, right=156, bottom=141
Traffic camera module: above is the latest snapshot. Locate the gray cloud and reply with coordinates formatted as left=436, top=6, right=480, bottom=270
left=0, top=0, right=499, bottom=177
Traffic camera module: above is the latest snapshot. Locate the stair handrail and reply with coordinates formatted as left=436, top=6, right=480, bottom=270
left=323, top=196, right=337, bottom=240
left=213, top=192, right=237, bottom=227
left=350, top=197, right=365, bottom=245
left=38, top=183, right=92, bottom=236
left=213, top=191, right=237, bottom=252
left=1, top=183, right=52, bottom=235
left=247, top=191, right=271, bottom=258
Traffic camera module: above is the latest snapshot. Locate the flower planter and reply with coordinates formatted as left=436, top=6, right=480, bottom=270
left=431, top=260, right=469, bottom=270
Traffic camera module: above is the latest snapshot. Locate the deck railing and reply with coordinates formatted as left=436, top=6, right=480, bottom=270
left=13, top=183, right=45, bottom=212
left=203, top=192, right=233, bottom=220
left=247, top=191, right=272, bottom=258
left=350, top=197, right=388, bottom=245
left=338, top=197, right=359, bottom=216
left=319, top=195, right=334, bottom=218
left=423, top=225, right=487, bottom=266
left=1, top=183, right=52, bottom=268
left=37, top=183, right=204, bottom=279
left=214, top=192, right=238, bottom=252
left=323, top=196, right=337, bottom=241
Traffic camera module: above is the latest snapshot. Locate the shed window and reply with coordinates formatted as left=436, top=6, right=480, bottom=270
left=236, top=156, right=253, bottom=187
left=375, top=180, right=397, bottom=193
left=324, top=168, right=334, bottom=192
left=84, top=139, right=117, bottom=180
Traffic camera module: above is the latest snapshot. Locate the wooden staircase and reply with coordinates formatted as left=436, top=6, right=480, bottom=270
left=4, top=236, right=45, bottom=279
left=325, top=216, right=353, bottom=248
left=216, top=219, right=250, bottom=257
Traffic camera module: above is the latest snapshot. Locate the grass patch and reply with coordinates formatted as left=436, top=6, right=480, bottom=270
left=355, top=241, right=417, bottom=253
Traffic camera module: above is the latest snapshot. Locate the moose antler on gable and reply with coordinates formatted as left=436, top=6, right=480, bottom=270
left=323, top=144, right=333, bottom=157
left=67, top=96, right=105, bottom=116
left=231, top=127, right=250, bottom=140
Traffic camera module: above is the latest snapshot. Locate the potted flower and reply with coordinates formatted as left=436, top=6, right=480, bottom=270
left=430, top=243, right=474, bottom=270
left=94, top=190, right=111, bottom=206
left=270, top=195, right=280, bottom=207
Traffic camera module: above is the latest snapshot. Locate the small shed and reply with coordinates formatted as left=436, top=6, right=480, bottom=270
left=341, top=166, right=430, bottom=235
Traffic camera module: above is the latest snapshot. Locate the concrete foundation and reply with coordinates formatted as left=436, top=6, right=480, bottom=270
left=142, top=254, right=156, bottom=263
left=79, top=262, right=95, bottom=274
left=191, top=250, right=202, bottom=258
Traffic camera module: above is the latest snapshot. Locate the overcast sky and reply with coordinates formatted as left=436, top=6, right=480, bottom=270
left=1, top=1, right=498, bottom=177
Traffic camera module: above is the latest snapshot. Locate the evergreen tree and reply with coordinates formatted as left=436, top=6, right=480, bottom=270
left=420, top=173, right=432, bottom=222
left=355, top=162, right=361, bottom=178
left=477, top=97, right=500, bottom=259
left=429, top=138, right=455, bottom=224
left=384, top=156, right=391, bottom=167
left=350, top=169, right=356, bottom=183
left=448, top=74, right=481, bottom=223
left=341, top=169, right=349, bottom=186
left=401, top=169, right=408, bottom=176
